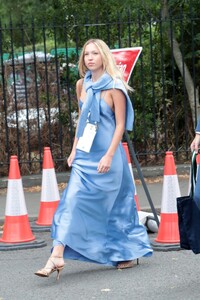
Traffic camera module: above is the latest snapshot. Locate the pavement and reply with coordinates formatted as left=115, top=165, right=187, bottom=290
left=1, top=163, right=200, bottom=300
left=0, top=163, right=191, bottom=222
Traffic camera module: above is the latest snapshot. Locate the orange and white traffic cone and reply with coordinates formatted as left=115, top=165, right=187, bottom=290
left=152, top=151, right=181, bottom=250
left=0, top=156, right=35, bottom=244
left=0, top=156, right=46, bottom=250
left=35, top=147, right=60, bottom=228
left=122, top=142, right=141, bottom=211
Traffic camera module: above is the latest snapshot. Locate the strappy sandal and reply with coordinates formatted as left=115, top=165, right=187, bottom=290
left=34, top=256, right=65, bottom=280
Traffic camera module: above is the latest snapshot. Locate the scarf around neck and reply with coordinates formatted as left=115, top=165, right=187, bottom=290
left=76, top=70, right=134, bottom=138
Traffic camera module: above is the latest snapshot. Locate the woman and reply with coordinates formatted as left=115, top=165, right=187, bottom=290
left=35, top=39, right=153, bottom=280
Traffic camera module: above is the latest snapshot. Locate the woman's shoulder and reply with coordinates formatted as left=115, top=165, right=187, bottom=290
left=76, top=78, right=84, bottom=90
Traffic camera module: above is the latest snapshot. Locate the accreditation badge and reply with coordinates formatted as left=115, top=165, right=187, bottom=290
left=76, top=123, right=97, bottom=153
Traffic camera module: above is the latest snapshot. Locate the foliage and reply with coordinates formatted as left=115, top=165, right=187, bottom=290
left=0, top=0, right=199, bottom=173
left=0, top=58, right=78, bottom=175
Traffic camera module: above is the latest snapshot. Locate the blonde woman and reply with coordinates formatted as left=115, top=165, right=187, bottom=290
left=35, top=39, right=152, bottom=279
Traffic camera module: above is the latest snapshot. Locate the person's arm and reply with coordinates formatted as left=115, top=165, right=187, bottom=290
left=97, top=88, right=126, bottom=173
left=67, top=79, right=83, bottom=167
left=190, top=116, right=200, bottom=153
left=191, top=134, right=200, bottom=154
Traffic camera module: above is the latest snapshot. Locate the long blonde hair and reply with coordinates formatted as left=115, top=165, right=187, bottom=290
left=78, top=39, right=133, bottom=92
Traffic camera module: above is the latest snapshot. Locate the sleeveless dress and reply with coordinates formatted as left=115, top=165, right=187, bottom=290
left=51, top=97, right=153, bottom=266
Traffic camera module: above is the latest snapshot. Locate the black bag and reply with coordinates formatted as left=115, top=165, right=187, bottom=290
left=177, top=151, right=200, bottom=254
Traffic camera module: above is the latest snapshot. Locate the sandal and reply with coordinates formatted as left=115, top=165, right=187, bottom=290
left=117, top=259, right=139, bottom=269
left=34, top=256, right=65, bottom=280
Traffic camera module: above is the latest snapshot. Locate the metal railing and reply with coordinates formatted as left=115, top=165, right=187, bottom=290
left=0, top=9, right=199, bottom=175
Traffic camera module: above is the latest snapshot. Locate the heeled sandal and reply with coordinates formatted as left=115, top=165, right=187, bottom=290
left=34, top=256, right=65, bottom=280
left=116, top=259, right=139, bottom=269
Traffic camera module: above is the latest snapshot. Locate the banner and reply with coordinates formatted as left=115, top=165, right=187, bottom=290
left=111, top=47, right=142, bottom=83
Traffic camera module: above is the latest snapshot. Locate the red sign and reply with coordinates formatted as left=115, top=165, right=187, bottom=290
left=111, top=47, right=142, bottom=83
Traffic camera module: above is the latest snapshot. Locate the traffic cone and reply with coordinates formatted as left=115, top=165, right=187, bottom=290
left=152, top=151, right=181, bottom=250
left=0, top=156, right=35, bottom=244
left=35, top=147, right=60, bottom=227
left=122, top=142, right=141, bottom=211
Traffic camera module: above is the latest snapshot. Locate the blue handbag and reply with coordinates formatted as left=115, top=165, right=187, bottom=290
left=177, top=152, right=200, bottom=254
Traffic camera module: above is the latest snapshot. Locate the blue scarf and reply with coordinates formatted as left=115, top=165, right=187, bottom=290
left=76, top=71, right=134, bottom=138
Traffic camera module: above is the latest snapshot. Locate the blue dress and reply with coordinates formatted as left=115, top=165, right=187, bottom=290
left=51, top=98, right=153, bottom=266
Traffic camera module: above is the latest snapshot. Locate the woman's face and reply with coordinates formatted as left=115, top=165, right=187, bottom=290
left=84, top=42, right=103, bottom=73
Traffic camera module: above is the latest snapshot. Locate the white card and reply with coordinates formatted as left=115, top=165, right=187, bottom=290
left=76, top=123, right=97, bottom=153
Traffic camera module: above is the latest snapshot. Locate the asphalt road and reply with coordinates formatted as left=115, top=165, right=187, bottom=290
left=1, top=231, right=200, bottom=300
left=0, top=170, right=197, bottom=300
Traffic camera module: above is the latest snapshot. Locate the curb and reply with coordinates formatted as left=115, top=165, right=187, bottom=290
left=0, top=172, right=71, bottom=189
left=0, top=164, right=190, bottom=189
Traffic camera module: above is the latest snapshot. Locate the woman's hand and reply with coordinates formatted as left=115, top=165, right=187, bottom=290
left=67, top=150, right=76, bottom=167
left=190, top=134, right=200, bottom=153
left=97, top=154, right=112, bottom=173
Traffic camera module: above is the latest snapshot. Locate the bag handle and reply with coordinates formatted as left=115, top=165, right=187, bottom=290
left=190, top=151, right=197, bottom=197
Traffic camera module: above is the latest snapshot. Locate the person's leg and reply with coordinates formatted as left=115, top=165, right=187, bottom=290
left=51, top=244, right=65, bottom=259
left=34, top=244, right=65, bottom=280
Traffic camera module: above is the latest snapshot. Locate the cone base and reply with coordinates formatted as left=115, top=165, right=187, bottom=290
left=0, top=239, right=47, bottom=251
left=0, top=215, right=35, bottom=243
left=36, top=200, right=59, bottom=226
left=155, top=213, right=180, bottom=244
left=151, top=239, right=180, bottom=251
left=30, top=221, right=51, bottom=232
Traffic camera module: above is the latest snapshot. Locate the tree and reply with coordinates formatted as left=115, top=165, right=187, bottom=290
left=161, top=0, right=199, bottom=127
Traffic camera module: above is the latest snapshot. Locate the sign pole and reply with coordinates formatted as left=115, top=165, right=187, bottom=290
left=112, top=47, right=159, bottom=226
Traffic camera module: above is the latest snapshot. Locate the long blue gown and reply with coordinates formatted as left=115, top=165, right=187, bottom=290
left=51, top=98, right=153, bottom=266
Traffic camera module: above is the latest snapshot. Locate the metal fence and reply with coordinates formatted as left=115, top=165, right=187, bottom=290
left=0, top=9, right=199, bottom=176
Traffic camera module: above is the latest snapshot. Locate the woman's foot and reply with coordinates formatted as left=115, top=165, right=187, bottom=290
left=116, top=260, right=135, bottom=269
left=34, top=256, right=65, bottom=280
